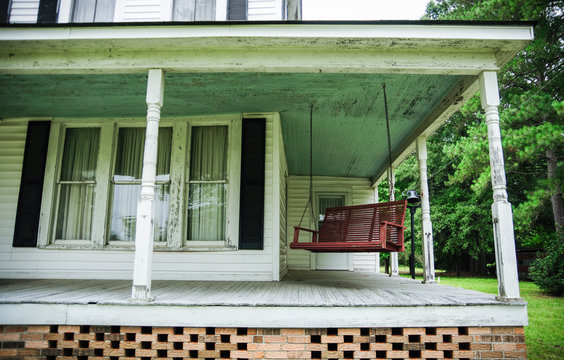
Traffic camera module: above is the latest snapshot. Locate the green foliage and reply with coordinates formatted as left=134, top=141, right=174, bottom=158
left=410, top=0, right=564, bottom=273
left=529, top=240, right=564, bottom=295
left=439, top=276, right=564, bottom=360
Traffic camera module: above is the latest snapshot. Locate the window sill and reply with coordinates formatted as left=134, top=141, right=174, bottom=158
left=39, top=242, right=237, bottom=252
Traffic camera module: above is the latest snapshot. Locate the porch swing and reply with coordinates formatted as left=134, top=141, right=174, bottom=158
left=290, top=84, right=407, bottom=253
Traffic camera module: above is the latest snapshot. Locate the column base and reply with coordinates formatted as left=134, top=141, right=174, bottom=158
left=131, top=285, right=154, bottom=302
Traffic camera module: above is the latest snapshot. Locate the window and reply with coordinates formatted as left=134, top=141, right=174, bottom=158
left=40, top=116, right=242, bottom=250
left=187, top=126, right=228, bottom=241
left=317, top=194, right=345, bottom=230
left=173, top=0, right=216, bottom=21
left=109, top=127, right=172, bottom=243
left=72, top=0, right=116, bottom=22
left=54, top=127, right=100, bottom=241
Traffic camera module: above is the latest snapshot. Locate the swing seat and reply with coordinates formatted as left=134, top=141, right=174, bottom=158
left=290, top=200, right=407, bottom=253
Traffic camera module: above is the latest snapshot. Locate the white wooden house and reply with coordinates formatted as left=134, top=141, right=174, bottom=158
left=0, top=1, right=532, bottom=359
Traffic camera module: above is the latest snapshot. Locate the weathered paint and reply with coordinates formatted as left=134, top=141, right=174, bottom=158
left=0, top=72, right=461, bottom=180
left=417, top=136, right=436, bottom=284
left=0, top=116, right=275, bottom=281
left=131, top=69, right=164, bottom=301
left=480, top=71, right=520, bottom=300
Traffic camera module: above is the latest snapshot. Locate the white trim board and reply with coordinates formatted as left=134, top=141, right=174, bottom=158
left=0, top=303, right=528, bottom=328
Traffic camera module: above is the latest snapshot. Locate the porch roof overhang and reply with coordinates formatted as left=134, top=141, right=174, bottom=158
left=0, top=21, right=534, bottom=182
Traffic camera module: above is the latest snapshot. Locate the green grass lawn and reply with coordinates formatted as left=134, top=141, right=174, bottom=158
left=437, top=276, right=564, bottom=360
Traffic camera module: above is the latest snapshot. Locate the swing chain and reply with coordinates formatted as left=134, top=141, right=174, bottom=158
left=382, top=83, right=394, bottom=198
left=298, top=104, right=316, bottom=229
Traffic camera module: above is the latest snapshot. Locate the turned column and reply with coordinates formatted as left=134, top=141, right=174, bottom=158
left=416, top=136, right=436, bottom=284
left=131, top=69, right=164, bottom=301
left=480, top=71, right=520, bottom=299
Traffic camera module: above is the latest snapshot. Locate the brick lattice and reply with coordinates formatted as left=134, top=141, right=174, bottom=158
left=0, top=325, right=526, bottom=359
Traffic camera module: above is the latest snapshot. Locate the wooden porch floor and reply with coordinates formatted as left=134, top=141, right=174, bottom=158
left=1, top=270, right=504, bottom=307
left=0, top=271, right=528, bottom=328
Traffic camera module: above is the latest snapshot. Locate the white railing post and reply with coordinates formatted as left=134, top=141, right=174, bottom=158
left=131, top=69, right=164, bottom=301
left=389, top=169, right=399, bottom=276
left=479, top=71, right=520, bottom=300
left=416, top=136, right=436, bottom=284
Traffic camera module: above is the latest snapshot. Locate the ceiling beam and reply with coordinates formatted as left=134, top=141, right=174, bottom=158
left=0, top=46, right=500, bottom=75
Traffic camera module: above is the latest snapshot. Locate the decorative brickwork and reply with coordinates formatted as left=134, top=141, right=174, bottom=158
left=0, top=325, right=526, bottom=359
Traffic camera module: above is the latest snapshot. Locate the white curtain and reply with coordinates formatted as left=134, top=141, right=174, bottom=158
left=188, top=126, right=227, bottom=241
left=55, top=128, right=100, bottom=240
left=110, top=127, right=172, bottom=242
left=73, top=0, right=116, bottom=22
left=318, top=195, right=345, bottom=230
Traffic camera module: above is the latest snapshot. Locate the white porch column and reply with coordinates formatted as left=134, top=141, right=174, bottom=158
left=416, top=136, right=436, bottom=284
left=374, top=185, right=380, bottom=273
left=131, top=69, right=165, bottom=301
left=479, top=71, right=520, bottom=300
left=389, top=169, right=399, bottom=276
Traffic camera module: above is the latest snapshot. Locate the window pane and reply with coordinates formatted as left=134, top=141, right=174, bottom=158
left=173, top=0, right=216, bottom=21
left=73, top=0, right=115, bottom=22
left=188, top=183, right=226, bottom=241
left=55, top=128, right=99, bottom=240
left=60, top=128, right=99, bottom=181
left=109, top=184, right=139, bottom=241
left=73, top=0, right=96, bottom=22
left=109, top=184, right=170, bottom=242
left=110, top=127, right=172, bottom=242
left=318, top=195, right=345, bottom=229
left=114, top=128, right=144, bottom=180
left=56, top=184, right=96, bottom=240
left=94, top=0, right=115, bottom=22
left=190, top=126, right=228, bottom=181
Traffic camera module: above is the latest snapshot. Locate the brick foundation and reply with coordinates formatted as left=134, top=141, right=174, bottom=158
left=0, top=325, right=526, bottom=359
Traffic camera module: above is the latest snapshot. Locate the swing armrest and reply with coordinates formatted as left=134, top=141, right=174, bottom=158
left=379, top=221, right=406, bottom=229
left=379, top=221, right=405, bottom=251
left=293, top=226, right=319, bottom=244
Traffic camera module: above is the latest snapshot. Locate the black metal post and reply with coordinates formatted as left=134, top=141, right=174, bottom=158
left=410, top=206, right=416, bottom=279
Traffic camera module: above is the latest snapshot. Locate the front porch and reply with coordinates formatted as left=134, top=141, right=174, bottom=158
left=0, top=271, right=527, bottom=328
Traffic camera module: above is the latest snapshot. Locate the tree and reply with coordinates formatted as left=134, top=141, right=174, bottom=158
left=425, top=0, right=564, bottom=245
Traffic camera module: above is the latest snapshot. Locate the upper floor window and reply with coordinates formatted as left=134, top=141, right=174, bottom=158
left=173, top=0, right=216, bottom=21
left=72, top=0, right=116, bottom=22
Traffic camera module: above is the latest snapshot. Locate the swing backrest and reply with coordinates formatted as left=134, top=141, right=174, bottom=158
left=318, top=200, right=407, bottom=244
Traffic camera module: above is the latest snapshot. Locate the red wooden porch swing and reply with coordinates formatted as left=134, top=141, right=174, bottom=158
left=290, top=84, right=407, bottom=253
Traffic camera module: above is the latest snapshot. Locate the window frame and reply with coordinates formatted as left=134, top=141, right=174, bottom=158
left=183, top=116, right=242, bottom=250
left=37, top=115, right=241, bottom=251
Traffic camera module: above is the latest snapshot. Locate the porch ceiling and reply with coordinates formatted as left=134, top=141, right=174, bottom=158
left=0, top=71, right=461, bottom=179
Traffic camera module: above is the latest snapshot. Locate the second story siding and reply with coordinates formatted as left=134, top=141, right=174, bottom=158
left=6, top=0, right=298, bottom=23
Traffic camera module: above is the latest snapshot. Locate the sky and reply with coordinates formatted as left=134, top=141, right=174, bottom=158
left=302, top=0, right=431, bottom=20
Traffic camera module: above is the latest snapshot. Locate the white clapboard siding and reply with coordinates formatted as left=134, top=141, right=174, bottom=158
left=9, top=0, right=39, bottom=23
left=0, top=117, right=275, bottom=281
left=286, top=176, right=377, bottom=271
left=247, top=0, right=282, bottom=20
left=0, top=121, right=26, bottom=267
left=115, top=0, right=171, bottom=22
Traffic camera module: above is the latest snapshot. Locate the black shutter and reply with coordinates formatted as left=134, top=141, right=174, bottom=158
left=228, top=0, right=247, bottom=20
left=239, top=118, right=265, bottom=250
left=0, top=0, right=10, bottom=23
left=13, top=121, right=51, bottom=247
left=37, top=0, right=59, bottom=24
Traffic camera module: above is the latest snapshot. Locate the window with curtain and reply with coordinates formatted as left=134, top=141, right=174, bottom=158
left=318, top=195, right=345, bottom=230
left=109, top=127, right=172, bottom=242
left=72, top=0, right=116, bottom=22
left=187, top=126, right=228, bottom=241
left=55, top=127, right=100, bottom=240
left=173, top=0, right=216, bottom=21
